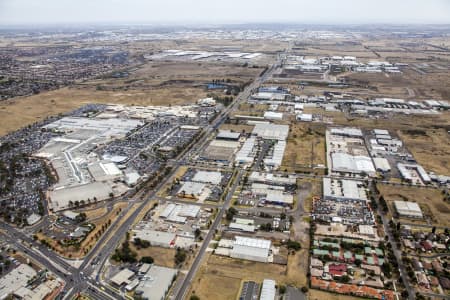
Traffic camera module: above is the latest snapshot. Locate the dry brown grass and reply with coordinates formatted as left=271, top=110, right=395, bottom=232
left=81, top=206, right=108, bottom=220
left=309, top=289, right=368, bottom=300
left=129, top=245, right=177, bottom=268
left=377, top=183, right=448, bottom=227
left=188, top=247, right=310, bottom=300
left=281, top=123, right=326, bottom=173
left=190, top=272, right=241, bottom=300
left=398, top=129, right=450, bottom=176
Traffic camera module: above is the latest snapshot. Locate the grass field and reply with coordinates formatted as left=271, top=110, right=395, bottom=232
left=309, top=289, right=370, bottom=300
left=190, top=272, right=241, bottom=300
left=398, top=129, right=450, bottom=176
left=281, top=123, right=326, bottom=173
left=129, top=245, right=176, bottom=268
left=188, top=246, right=310, bottom=300
left=377, top=184, right=448, bottom=227
left=188, top=254, right=286, bottom=300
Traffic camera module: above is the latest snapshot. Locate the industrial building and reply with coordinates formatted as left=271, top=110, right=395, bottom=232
left=248, top=172, right=296, bottom=186
left=373, top=157, right=391, bottom=172
left=397, top=163, right=431, bottom=185
left=230, top=236, right=272, bottom=263
left=323, top=178, right=368, bottom=201
left=330, top=152, right=375, bottom=176
left=216, top=130, right=241, bottom=141
left=132, top=230, right=176, bottom=248
left=229, top=218, right=256, bottom=233
left=252, top=123, right=289, bottom=141
left=160, top=203, right=201, bottom=223
left=296, top=113, right=313, bottom=122
left=192, top=170, right=223, bottom=185
left=0, top=264, right=37, bottom=300
left=394, top=201, right=423, bottom=219
left=177, top=182, right=206, bottom=199
left=202, top=139, right=240, bottom=163
left=135, top=265, right=178, bottom=300
left=110, top=268, right=135, bottom=287
left=235, top=137, right=257, bottom=165
left=263, top=111, right=283, bottom=121
left=263, top=141, right=286, bottom=169
left=251, top=183, right=294, bottom=207
left=48, top=181, right=114, bottom=211
left=260, top=279, right=276, bottom=300
left=327, top=127, right=375, bottom=177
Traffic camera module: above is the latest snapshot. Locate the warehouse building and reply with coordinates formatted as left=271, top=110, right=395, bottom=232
left=0, top=264, right=37, bottom=300
left=330, top=127, right=363, bottom=138
left=201, top=139, right=240, bottom=163
left=394, top=201, right=423, bottom=219
left=323, top=178, right=367, bottom=201
left=397, top=163, right=431, bottom=184
left=177, top=182, right=206, bottom=199
left=373, top=157, right=391, bottom=172
left=111, top=269, right=135, bottom=287
left=252, top=124, right=289, bottom=141
left=260, top=279, right=276, bottom=300
left=216, top=130, right=241, bottom=141
left=230, top=236, right=272, bottom=263
left=133, top=230, right=176, bottom=248
left=192, top=170, right=223, bottom=185
left=235, top=137, right=257, bottom=165
left=229, top=218, right=256, bottom=233
left=263, top=141, right=286, bottom=169
left=264, top=111, right=283, bottom=121
left=248, top=172, right=296, bottom=186
left=331, top=152, right=375, bottom=176
left=135, top=265, right=177, bottom=300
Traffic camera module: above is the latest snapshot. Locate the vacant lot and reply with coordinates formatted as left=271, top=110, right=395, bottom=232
left=282, top=123, right=326, bottom=173
left=398, top=129, right=450, bottom=176
left=129, top=245, right=176, bottom=268
left=377, top=184, right=448, bottom=227
left=190, top=272, right=241, bottom=300
left=188, top=245, right=310, bottom=300
left=188, top=254, right=285, bottom=300
left=309, top=289, right=367, bottom=300
left=297, top=178, right=322, bottom=213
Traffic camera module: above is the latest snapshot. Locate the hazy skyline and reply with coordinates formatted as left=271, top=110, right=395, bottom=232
left=0, top=0, right=449, bottom=26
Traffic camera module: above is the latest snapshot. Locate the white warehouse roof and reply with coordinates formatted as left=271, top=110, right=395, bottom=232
left=192, top=171, right=222, bottom=185
left=330, top=127, right=363, bottom=137
left=264, top=111, right=283, bottom=121
left=373, top=157, right=391, bottom=172
left=260, top=279, right=276, bottom=300
left=230, top=236, right=272, bottom=263
left=323, top=178, right=367, bottom=201
left=394, top=201, right=423, bottom=218
left=253, top=123, right=289, bottom=140
left=331, top=153, right=375, bottom=175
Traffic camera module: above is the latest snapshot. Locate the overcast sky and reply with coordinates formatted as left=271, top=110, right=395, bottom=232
left=0, top=0, right=449, bottom=26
